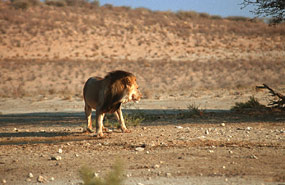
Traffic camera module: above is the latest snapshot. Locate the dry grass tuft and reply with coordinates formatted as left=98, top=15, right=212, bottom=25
left=79, top=160, right=124, bottom=185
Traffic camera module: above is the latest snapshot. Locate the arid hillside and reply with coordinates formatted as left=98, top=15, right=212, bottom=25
left=1, top=2, right=285, bottom=61
left=0, top=1, right=285, bottom=98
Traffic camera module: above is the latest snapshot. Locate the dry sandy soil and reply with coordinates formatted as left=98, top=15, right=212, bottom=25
left=0, top=2, right=285, bottom=185
left=0, top=108, right=284, bottom=185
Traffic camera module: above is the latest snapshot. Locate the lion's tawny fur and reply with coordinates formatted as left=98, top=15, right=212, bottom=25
left=83, top=70, right=141, bottom=137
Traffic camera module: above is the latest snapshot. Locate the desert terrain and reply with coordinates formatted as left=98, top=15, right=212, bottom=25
left=0, top=1, right=285, bottom=185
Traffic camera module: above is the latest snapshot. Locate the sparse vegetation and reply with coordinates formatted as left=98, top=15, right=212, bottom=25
left=123, top=113, right=145, bottom=127
left=45, top=0, right=66, bottom=7
left=10, top=0, right=42, bottom=9
left=178, top=103, right=204, bottom=118
left=0, top=2, right=284, bottom=98
left=79, top=160, right=124, bottom=185
left=231, top=96, right=266, bottom=112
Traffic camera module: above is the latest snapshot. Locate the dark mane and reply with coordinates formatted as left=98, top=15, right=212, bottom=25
left=105, top=70, right=134, bottom=83
left=101, top=70, right=134, bottom=113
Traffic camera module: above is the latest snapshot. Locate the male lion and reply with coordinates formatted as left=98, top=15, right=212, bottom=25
left=83, top=70, right=142, bottom=137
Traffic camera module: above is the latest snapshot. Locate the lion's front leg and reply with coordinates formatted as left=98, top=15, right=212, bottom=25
left=96, top=111, right=105, bottom=137
left=115, top=108, right=130, bottom=133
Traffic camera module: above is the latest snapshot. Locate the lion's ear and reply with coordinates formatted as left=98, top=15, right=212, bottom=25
left=124, top=77, right=131, bottom=87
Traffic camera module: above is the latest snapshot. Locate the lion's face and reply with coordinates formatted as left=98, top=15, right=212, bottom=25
left=125, top=76, right=142, bottom=103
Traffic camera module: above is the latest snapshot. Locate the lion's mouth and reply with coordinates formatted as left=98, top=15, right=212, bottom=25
left=132, top=94, right=141, bottom=103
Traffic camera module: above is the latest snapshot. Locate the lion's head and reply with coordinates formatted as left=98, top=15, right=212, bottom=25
left=102, top=70, right=142, bottom=112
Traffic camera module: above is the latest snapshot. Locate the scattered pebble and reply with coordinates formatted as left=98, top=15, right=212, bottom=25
left=2, top=179, right=6, bottom=184
left=154, top=164, right=160, bottom=169
left=51, top=156, right=62, bottom=161
left=50, top=177, right=55, bottom=181
left=229, top=150, right=233, bottom=154
left=222, top=166, right=226, bottom=169
left=166, top=172, right=172, bottom=177
left=58, top=148, right=63, bottom=153
left=175, top=126, right=183, bottom=129
left=208, top=150, right=214, bottom=153
left=137, top=183, right=144, bottom=185
left=220, top=123, right=226, bottom=127
left=28, top=172, right=33, bottom=178
left=135, top=147, right=145, bottom=152
left=246, top=127, right=252, bottom=131
left=205, top=130, right=209, bottom=135
left=37, top=176, right=47, bottom=183
left=250, top=155, right=258, bottom=159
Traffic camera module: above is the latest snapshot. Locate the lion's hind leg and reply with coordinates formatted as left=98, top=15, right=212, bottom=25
left=85, top=104, right=94, bottom=133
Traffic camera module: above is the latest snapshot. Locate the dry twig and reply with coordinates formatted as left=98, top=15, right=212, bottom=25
left=256, top=84, right=285, bottom=109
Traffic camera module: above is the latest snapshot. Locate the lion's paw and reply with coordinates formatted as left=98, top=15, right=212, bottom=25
left=96, top=132, right=104, bottom=138
left=122, top=129, right=131, bottom=133
left=86, top=127, right=95, bottom=133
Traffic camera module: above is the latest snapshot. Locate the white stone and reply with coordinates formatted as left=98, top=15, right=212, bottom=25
left=37, top=176, right=46, bottom=183
left=166, top=172, right=172, bottom=177
left=175, top=126, right=183, bottom=129
left=58, top=148, right=63, bottom=153
left=28, top=172, right=33, bottom=178
left=154, top=164, right=160, bottom=169
left=135, top=147, right=145, bottom=152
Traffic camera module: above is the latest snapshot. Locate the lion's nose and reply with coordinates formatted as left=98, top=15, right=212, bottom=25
left=132, top=94, right=140, bottom=101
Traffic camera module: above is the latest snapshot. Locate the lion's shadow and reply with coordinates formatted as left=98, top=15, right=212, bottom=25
left=0, top=131, right=72, bottom=138
left=0, top=109, right=283, bottom=145
left=0, top=109, right=282, bottom=128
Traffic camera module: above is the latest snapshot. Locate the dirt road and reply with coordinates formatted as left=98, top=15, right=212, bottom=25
left=0, top=105, right=284, bottom=185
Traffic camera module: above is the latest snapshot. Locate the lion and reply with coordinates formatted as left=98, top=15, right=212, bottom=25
left=83, top=70, right=142, bottom=137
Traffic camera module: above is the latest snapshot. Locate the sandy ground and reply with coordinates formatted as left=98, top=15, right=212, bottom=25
left=1, top=3, right=285, bottom=185
left=0, top=96, right=284, bottom=185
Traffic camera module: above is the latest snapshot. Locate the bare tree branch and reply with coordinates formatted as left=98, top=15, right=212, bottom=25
left=256, top=84, right=285, bottom=109
left=241, top=0, right=285, bottom=24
